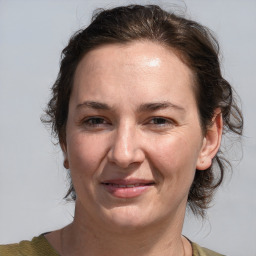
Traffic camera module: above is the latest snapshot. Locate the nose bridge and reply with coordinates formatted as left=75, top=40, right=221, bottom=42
left=118, top=121, right=134, bottom=155
left=108, top=119, right=143, bottom=168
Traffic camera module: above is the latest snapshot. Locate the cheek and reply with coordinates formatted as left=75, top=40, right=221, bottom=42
left=148, top=133, right=202, bottom=180
left=66, top=133, right=109, bottom=177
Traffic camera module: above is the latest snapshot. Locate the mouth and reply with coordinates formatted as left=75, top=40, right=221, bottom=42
left=102, top=182, right=154, bottom=188
left=101, top=179, right=155, bottom=198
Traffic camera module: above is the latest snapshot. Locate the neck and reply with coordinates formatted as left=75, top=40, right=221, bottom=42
left=58, top=202, right=190, bottom=256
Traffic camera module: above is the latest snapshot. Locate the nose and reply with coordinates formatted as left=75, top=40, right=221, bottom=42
left=107, top=122, right=145, bottom=169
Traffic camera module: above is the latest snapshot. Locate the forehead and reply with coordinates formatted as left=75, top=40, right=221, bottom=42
left=72, top=41, right=196, bottom=108
left=76, top=41, right=193, bottom=77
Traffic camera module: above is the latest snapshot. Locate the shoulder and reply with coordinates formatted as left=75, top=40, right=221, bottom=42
left=0, top=235, right=59, bottom=256
left=191, top=241, right=225, bottom=256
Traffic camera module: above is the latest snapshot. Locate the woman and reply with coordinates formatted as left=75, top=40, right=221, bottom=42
left=0, top=4, right=243, bottom=256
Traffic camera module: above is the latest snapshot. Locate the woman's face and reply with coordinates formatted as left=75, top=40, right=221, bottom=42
left=64, top=41, right=215, bottom=230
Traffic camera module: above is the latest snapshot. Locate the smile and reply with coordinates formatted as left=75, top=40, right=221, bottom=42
left=101, top=180, right=155, bottom=198
left=103, top=183, right=152, bottom=188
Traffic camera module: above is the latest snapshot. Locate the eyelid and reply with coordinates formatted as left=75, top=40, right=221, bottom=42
left=146, top=117, right=176, bottom=126
left=80, top=116, right=111, bottom=128
left=79, top=116, right=176, bottom=129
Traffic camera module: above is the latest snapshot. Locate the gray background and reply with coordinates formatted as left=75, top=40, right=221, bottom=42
left=0, top=0, right=255, bottom=255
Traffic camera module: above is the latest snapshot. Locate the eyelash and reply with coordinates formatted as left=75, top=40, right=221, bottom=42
left=82, top=117, right=109, bottom=127
left=80, top=116, right=175, bottom=130
left=148, top=117, right=174, bottom=126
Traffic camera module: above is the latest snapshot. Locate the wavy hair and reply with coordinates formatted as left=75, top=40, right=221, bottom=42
left=42, top=5, right=243, bottom=217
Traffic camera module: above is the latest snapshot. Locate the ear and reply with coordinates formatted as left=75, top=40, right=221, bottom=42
left=61, top=142, right=69, bottom=169
left=196, top=109, right=223, bottom=170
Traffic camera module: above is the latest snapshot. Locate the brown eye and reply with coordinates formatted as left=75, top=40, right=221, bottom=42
left=149, top=117, right=174, bottom=126
left=85, top=117, right=106, bottom=126
left=82, top=117, right=111, bottom=130
left=152, top=118, right=167, bottom=125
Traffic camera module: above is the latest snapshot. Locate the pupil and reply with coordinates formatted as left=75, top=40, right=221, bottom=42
left=155, top=118, right=165, bottom=124
left=92, top=118, right=102, bottom=124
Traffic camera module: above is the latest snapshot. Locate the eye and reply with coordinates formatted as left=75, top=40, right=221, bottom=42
left=148, top=117, right=175, bottom=127
left=82, top=117, right=111, bottom=129
left=85, top=117, right=105, bottom=125
left=150, top=117, right=168, bottom=125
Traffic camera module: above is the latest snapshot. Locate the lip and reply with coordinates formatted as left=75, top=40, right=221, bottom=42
left=101, top=179, right=155, bottom=198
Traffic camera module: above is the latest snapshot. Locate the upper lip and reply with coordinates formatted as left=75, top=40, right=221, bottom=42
left=101, top=179, right=155, bottom=185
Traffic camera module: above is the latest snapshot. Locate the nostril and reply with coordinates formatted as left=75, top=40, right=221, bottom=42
left=107, top=148, right=139, bottom=168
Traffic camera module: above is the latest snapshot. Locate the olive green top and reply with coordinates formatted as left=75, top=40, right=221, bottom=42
left=0, top=235, right=224, bottom=256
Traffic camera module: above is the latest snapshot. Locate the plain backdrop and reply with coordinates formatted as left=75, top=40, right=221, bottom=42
left=0, top=0, right=255, bottom=255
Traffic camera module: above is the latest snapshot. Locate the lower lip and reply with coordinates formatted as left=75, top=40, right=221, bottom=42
left=102, top=184, right=151, bottom=198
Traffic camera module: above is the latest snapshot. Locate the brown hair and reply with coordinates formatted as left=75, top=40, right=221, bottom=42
left=42, top=5, right=243, bottom=217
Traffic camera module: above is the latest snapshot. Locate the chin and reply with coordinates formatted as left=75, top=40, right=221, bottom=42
left=102, top=205, right=153, bottom=231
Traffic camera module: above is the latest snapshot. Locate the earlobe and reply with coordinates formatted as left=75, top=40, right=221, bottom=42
left=196, top=109, right=223, bottom=170
left=61, top=142, right=70, bottom=169
left=63, top=158, right=69, bottom=169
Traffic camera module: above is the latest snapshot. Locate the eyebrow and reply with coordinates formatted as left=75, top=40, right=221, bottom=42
left=76, top=101, right=111, bottom=110
left=137, top=102, right=185, bottom=113
left=76, top=101, right=185, bottom=113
